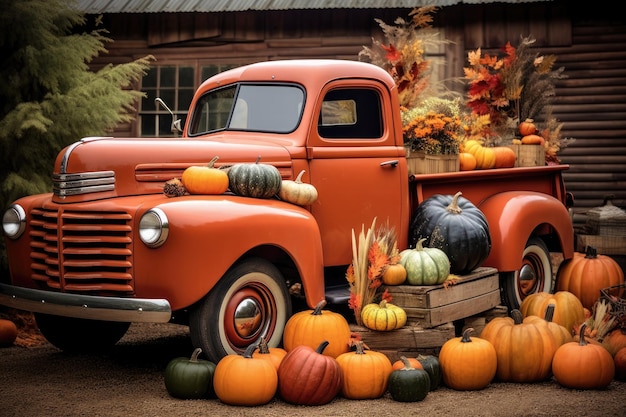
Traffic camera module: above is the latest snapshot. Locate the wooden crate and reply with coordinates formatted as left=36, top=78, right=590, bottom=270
left=577, top=234, right=626, bottom=255
left=406, top=152, right=459, bottom=175
left=507, top=144, right=545, bottom=167
left=384, top=267, right=501, bottom=328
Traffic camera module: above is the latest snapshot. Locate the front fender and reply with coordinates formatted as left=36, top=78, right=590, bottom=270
left=478, top=191, right=574, bottom=272
left=135, top=195, right=325, bottom=310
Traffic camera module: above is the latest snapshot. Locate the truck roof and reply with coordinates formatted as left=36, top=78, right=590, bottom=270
left=197, top=59, right=397, bottom=93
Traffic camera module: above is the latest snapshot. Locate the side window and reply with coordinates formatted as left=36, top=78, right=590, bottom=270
left=318, top=89, right=383, bottom=139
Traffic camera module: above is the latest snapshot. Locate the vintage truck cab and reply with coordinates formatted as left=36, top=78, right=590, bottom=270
left=1, top=59, right=574, bottom=362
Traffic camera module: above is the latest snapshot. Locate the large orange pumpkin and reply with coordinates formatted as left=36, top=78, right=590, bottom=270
left=556, top=246, right=625, bottom=310
left=492, top=146, right=516, bottom=168
left=480, top=310, right=557, bottom=383
left=282, top=299, right=351, bottom=358
left=520, top=291, right=586, bottom=334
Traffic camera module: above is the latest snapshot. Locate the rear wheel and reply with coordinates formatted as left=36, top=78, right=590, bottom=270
left=499, top=237, right=553, bottom=311
left=34, top=313, right=130, bottom=353
left=189, top=257, right=291, bottom=363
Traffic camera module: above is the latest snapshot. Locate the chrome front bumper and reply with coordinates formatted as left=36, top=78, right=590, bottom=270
left=0, top=283, right=172, bottom=323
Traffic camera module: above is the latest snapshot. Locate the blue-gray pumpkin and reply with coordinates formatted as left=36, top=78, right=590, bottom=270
left=409, top=191, right=491, bottom=275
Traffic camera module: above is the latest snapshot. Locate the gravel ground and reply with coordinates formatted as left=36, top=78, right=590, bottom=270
left=1, top=321, right=625, bottom=417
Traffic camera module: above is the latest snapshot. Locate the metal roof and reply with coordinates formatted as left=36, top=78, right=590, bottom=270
left=74, top=0, right=553, bottom=14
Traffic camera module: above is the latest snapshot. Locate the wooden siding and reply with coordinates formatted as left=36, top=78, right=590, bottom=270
left=89, top=3, right=626, bottom=231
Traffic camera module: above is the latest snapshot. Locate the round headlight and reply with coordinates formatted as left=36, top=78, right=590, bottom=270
left=139, top=208, right=168, bottom=248
left=2, top=205, right=26, bottom=239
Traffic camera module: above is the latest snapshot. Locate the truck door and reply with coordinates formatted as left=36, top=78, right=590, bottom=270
left=307, top=83, right=410, bottom=267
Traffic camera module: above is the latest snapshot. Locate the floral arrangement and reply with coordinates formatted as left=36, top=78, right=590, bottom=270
left=345, top=218, right=398, bottom=326
left=401, top=97, right=464, bottom=154
left=464, top=36, right=574, bottom=161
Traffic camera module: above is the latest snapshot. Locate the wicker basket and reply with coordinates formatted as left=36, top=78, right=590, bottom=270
left=600, top=283, right=626, bottom=330
left=584, top=197, right=626, bottom=237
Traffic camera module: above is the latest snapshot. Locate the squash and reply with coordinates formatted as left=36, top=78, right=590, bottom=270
left=480, top=310, right=557, bottom=383
left=252, top=336, right=287, bottom=371
left=416, top=354, right=442, bottom=391
left=556, top=246, right=625, bottom=310
left=399, top=238, right=450, bottom=285
left=227, top=156, right=282, bottom=199
left=464, top=140, right=496, bottom=169
left=552, top=323, right=615, bottom=389
left=439, top=327, right=497, bottom=390
left=278, top=169, right=318, bottom=206
left=181, top=156, right=229, bottom=195
left=0, top=318, right=18, bottom=347
left=521, top=134, right=545, bottom=146
left=409, top=191, right=491, bottom=275
left=282, top=299, right=351, bottom=358
left=519, top=119, right=537, bottom=136
left=520, top=291, right=586, bottom=335
left=492, top=146, right=516, bottom=168
left=387, top=356, right=431, bottom=402
left=213, top=343, right=278, bottom=406
left=614, top=346, right=626, bottom=381
left=164, top=348, right=217, bottom=399
left=277, top=340, right=343, bottom=405
left=382, top=263, right=407, bottom=286
left=335, top=340, right=393, bottom=400
left=361, top=299, right=407, bottom=331
left=602, top=328, right=626, bottom=357
left=459, top=152, right=477, bottom=171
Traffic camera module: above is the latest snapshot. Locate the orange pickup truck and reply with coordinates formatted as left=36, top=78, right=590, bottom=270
left=1, top=59, right=574, bottom=362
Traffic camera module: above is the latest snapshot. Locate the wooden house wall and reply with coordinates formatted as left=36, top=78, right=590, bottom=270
left=90, top=3, right=626, bottom=231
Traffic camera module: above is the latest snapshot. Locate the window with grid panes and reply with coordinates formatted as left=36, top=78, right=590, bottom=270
left=139, top=63, right=239, bottom=137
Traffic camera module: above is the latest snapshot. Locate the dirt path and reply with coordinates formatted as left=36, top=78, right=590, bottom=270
left=1, top=321, right=625, bottom=417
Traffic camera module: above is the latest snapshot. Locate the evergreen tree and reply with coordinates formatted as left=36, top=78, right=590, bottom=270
left=0, top=0, right=154, bottom=277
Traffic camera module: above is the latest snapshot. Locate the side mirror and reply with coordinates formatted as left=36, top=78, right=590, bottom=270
left=155, top=98, right=183, bottom=135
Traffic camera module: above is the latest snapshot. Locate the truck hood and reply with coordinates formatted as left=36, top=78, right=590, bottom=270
left=52, top=135, right=295, bottom=203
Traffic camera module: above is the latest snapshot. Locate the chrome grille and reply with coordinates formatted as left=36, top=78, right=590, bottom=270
left=53, top=171, right=115, bottom=197
left=30, top=208, right=134, bottom=295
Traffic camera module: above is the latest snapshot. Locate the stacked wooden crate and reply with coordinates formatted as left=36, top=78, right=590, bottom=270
left=350, top=267, right=504, bottom=361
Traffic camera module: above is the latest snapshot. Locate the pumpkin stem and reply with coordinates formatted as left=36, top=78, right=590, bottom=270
left=544, top=304, right=556, bottom=323
left=190, top=347, right=203, bottom=362
left=446, top=191, right=463, bottom=214
left=207, top=155, right=219, bottom=168
left=379, top=299, right=388, bottom=308
left=243, top=342, right=259, bottom=358
left=355, top=340, right=366, bottom=355
left=257, top=336, right=270, bottom=354
left=511, top=309, right=524, bottom=324
left=577, top=323, right=589, bottom=346
left=295, top=170, right=306, bottom=183
left=312, top=299, right=327, bottom=315
left=585, top=245, right=598, bottom=259
left=415, top=238, right=427, bottom=251
left=400, top=355, right=414, bottom=370
left=255, top=155, right=262, bottom=164
left=316, top=340, right=330, bottom=354
left=461, top=327, right=474, bottom=343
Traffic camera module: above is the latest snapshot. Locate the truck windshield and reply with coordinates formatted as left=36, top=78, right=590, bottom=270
left=188, top=84, right=305, bottom=136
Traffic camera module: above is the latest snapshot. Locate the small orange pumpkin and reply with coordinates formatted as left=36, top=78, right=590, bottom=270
left=181, top=156, right=229, bottom=195
left=492, top=146, right=516, bottom=168
left=0, top=318, right=18, bottom=347
left=602, top=328, right=626, bottom=357
left=251, top=336, right=287, bottom=371
left=382, top=263, right=407, bottom=286
left=335, top=340, right=393, bottom=400
left=556, top=246, right=625, bottom=310
left=392, top=357, right=423, bottom=371
left=459, top=152, right=477, bottom=171
left=614, top=346, right=626, bottom=381
left=521, top=134, right=545, bottom=146
left=518, top=118, right=537, bottom=136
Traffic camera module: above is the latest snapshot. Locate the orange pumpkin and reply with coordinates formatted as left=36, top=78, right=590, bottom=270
left=282, top=299, right=351, bottom=358
left=519, top=119, right=537, bottom=136
left=492, top=146, right=516, bottom=168
left=181, top=156, right=229, bottom=195
left=464, top=140, right=496, bottom=169
left=614, top=346, right=626, bottom=381
left=0, top=318, right=18, bottom=347
left=556, top=246, right=625, bottom=310
left=382, top=263, right=407, bottom=286
left=335, top=340, right=393, bottom=400
left=521, top=134, right=545, bottom=146
left=552, top=323, right=615, bottom=389
left=602, top=328, right=626, bottom=357
left=459, top=152, right=477, bottom=171
left=480, top=310, right=557, bottom=383
left=252, top=336, right=287, bottom=371
left=523, top=304, right=572, bottom=348
left=392, top=357, right=423, bottom=371
left=520, top=291, right=586, bottom=335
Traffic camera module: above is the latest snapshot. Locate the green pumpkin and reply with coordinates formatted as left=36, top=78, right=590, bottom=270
left=409, top=191, right=491, bottom=274
left=227, top=156, right=282, bottom=199
left=399, top=238, right=450, bottom=285
left=387, top=356, right=431, bottom=402
left=164, top=348, right=217, bottom=399
left=416, top=354, right=442, bottom=391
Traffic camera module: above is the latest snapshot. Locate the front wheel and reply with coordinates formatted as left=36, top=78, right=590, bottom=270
left=34, top=313, right=130, bottom=353
left=499, top=237, right=553, bottom=311
left=189, top=257, right=291, bottom=363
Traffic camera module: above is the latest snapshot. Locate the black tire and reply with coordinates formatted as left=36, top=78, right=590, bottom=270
left=34, top=313, right=130, bottom=353
left=499, top=237, right=553, bottom=311
left=189, top=257, right=291, bottom=363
